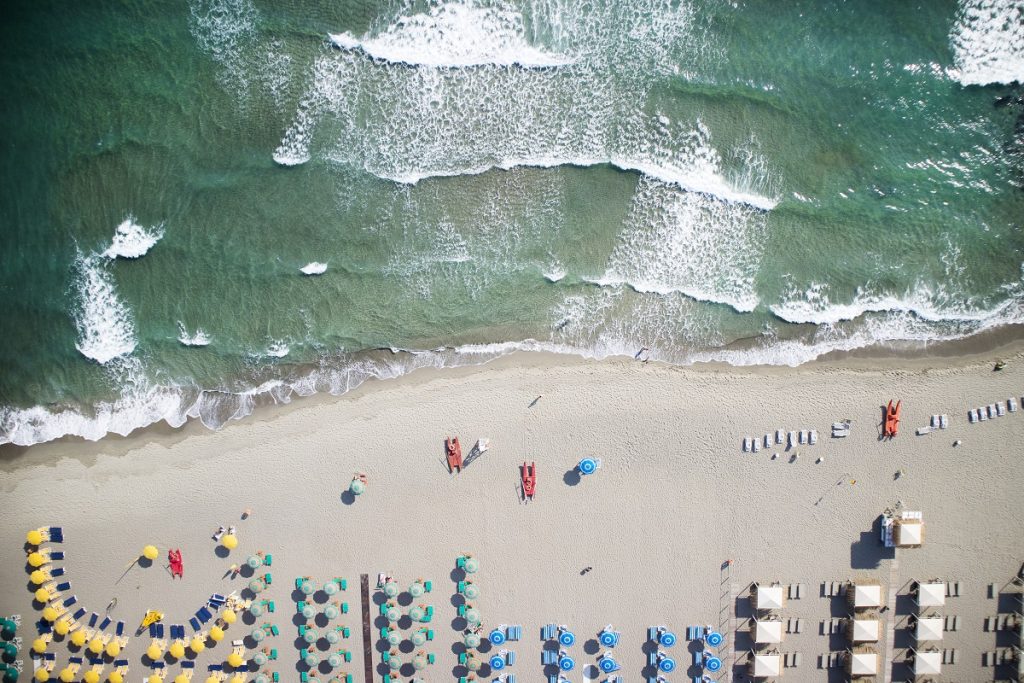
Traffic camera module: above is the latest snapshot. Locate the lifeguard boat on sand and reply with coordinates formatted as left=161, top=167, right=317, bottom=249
left=521, top=462, right=536, bottom=502
left=446, top=437, right=463, bottom=473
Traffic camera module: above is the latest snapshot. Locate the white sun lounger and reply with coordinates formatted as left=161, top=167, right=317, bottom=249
left=764, top=434, right=772, bottom=448
left=968, top=409, right=977, bottom=423
left=979, top=407, right=988, bottom=421
left=788, top=431, right=797, bottom=447
left=939, top=414, right=948, bottom=429
left=988, top=404, right=996, bottom=418
left=808, top=430, right=817, bottom=445
left=775, top=429, right=784, bottom=444
left=752, top=439, right=760, bottom=453
left=798, top=430, right=807, bottom=445
left=743, top=438, right=751, bottom=453
left=996, top=402, right=1006, bottom=416
left=930, top=414, right=939, bottom=428
left=1008, top=397, right=1018, bottom=412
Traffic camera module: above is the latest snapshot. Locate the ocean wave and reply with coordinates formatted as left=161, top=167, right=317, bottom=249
left=177, top=322, right=212, bottom=347
left=328, top=1, right=573, bottom=68
left=72, top=254, right=137, bottom=365
left=950, top=0, right=1024, bottom=86
left=264, top=341, right=290, bottom=358
left=300, top=262, right=328, bottom=275
left=101, top=216, right=164, bottom=259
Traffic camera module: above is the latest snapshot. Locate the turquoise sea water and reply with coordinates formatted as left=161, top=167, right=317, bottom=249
left=1, top=0, right=1022, bottom=445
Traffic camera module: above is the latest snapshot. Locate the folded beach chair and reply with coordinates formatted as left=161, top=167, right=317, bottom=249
left=49, top=528, right=63, bottom=543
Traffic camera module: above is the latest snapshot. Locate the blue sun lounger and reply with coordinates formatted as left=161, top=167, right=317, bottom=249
left=88, top=613, right=98, bottom=628
left=115, top=622, right=124, bottom=637
left=49, top=527, right=64, bottom=543
left=542, top=650, right=558, bottom=666
left=50, top=567, right=66, bottom=578
left=170, top=625, right=185, bottom=640
left=37, top=621, right=51, bottom=634
left=49, top=551, right=64, bottom=561
left=189, top=617, right=201, bottom=632
left=506, top=624, right=522, bottom=641
left=149, top=624, right=158, bottom=637
left=63, top=596, right=77, bottom=608
left=72, top=608, right=86, bottom=620
left=54, top=582, right=71, bottom=592
left=541, top=624, right=556, bottom=640
left=196, top=607, right=212, bottom=623
left=181, top=662, right=194, bottom=670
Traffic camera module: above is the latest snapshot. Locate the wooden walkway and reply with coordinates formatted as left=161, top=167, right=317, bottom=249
left=883, top=555, right=900, bottom=683
left=360, top=573, right=372, bottom=683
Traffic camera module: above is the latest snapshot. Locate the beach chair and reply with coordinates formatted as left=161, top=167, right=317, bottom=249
left=809, top=430, right=818, bottom=445
left=61, top=595, right=77, bottom=608
left=189, top=618, right=200, bottom=632
left=72, top=609, right=86, bottom=621
left=742, top=437, right=751, bottom=453
left=207, top=664, right=223, bottom=672
left=541, top=650, right=557, bottom=666
left=424, top=581, right=431, bottom=592
left=456, top=556, right=467, bottom=569
left=196, top=607, right=212, bottom=624
left=263, top=574, right=272, bottom=585
left=262, top=555, right=272, bottom=566
left=421, top=605, right=432, bottom=622
left=969, top=409, right=977, bottom=423
left=542, top=624, right=556, bottom=640
left=798, top=430, right=807, bottom=445
left=425, top=629, right=434, bottom=641
left=457, top=605, right=467, bottom=617
left=49, top=567, right=66, bottom=578
left=97, top=616, right=110, bottom=631
left=997, top=402, right=1006, bottom=416
left=271, top=674, right=279, bottom=683
left=267, top=649, right=277, bottom=661
left=49, top=528, right=63, bottom=543
left=341, top=627, right=350, bottom=638
left=149, top=624, right=158, bottom=637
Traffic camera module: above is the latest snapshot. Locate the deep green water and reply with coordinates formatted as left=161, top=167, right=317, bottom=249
left=1, top=0, right=1022, bottom=445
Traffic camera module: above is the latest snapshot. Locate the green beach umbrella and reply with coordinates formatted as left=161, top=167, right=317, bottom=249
left=466, top=656, right=481, bottom=672
left=386, top=631, right=401, bottom=647
left=409, top=582, right=424, bottom=597
left=246, top=555, right=262, bottom=569
left=464, top=584, right=480, bottom=599
left=464, top=557, right=479, bottom=574
left=303, top=652, right=319, bottom=667
left=412, top=655, right=426, bottom=671
left=4, top=669, right=19, bottom=683
left=303, top=629, right=318, bottom=644
left=327, top=653, right=342, bottom=668
left=350, top=479, right=365, bottom=495
left=252, top=652, right=267, bottom=667
left=385, top=606, right=401, bottom=622
left=387, top=655, right=401, bottom=671
left=408, top=606, right=425, bottom=622
left=300, top=580, right=315, bottom=595
left=323, top=604, right=340, bottom=619
left=248, top=603, right=264, bottom=617
left=411, top=630, right=426, bottom=646
left=248, top=579, right=264, bottom=594
left=253, top=675, right=269, bottom=683
left=250, top=628, right=266, bottom=642
left=463, top=632, right=481, bottom=648
left=302, top=604, right=316, bottom=619
left=383, top=582, right=399, bottom=598
left=464, top=608, right=481, bottom=625
left=325, top=630, right=340, bottom=645
left=323, top=581, right=339, bottom=596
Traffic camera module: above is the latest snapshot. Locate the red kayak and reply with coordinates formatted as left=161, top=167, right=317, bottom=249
left=521, top=462, right=536, bottom=501
left=883, top=400, right=901, bottom=437
left=446, top=437, right=462, bottom=473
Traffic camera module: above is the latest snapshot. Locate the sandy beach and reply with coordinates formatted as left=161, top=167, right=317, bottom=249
left=2, top=351, right=1024, bottom=683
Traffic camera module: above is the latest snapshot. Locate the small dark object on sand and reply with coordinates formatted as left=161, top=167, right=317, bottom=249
left=994, top=360, right=1006, bottom=371
left=580, top=566, right=593, bottom=575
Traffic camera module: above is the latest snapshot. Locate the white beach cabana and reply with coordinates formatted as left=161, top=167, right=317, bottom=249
left=752, top=619, right=784, bottom=644
left=754, top=584, right=786, bottom=611
left=850, top=582, right=882, bottom=610
left=895, top=518, right=924, bottom=547
left=913, top=650, right=942, bottom=676
left=916, top=581, right=945, bottom=608
left=849, top=618, right=880, bottom=643
left=750, top=653, right=782, bottom=678
left=915, top=617, right=944, bottom=642
left=848, top=650, right=878, bottom=677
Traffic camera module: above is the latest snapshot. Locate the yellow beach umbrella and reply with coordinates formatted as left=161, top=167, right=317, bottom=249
left=146, top=643, right=161, bottom=660
left=205, top=677, right=219, bottom=683
left=70, top=630, right=87, bottom=647
left=54, top=619, right=71, bottom=636
left=168, top=641, right=185, bottom=659
left=209, top=626, right=224, bottom=642
left=27, top=530, right=43, bottom=545
left=174, top=676, right=188, bottom=683
left=221, top=610, right=236, bottom=624
left=226, top=652, right=243, bottom=668
left=58, top=669, right=74, bottom=683
left=28, top=553, right=46, bottom=567
left=31, top=570, right=48, bottom=585
left=84, top=671, right=100, bottom=683
left=105, top=642, right=120, bottom=657
left=88, top=638, right=104, bottom=654
left=108, top=672, right=123, bottom=683
left=229, top=675, right=244, bottom=683
left=33, top=668, right=49, bottom=682
left=142, top=545, right=159, bottom=561
left=220, top=534, right=238, bottom=550
left=32, top=638, right=48, bottom=654
left=34, top=587, right=50, bottom=603
left=148, top=675, right=161, bottom=683
left=41, top=607, right=58, bottom=622
left=189, top=637, right=205, bottom=653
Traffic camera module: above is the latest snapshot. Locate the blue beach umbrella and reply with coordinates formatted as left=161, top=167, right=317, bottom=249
left=705, top=656, right=723, bottom=672
left=489, top=655, right=505, bottom=671
left=578, top=458, right=597, bottom=475
left=658, top=630, right=677, bottom=647
left=488, top=629, right=505, bottom=645
left=599, top=630, right=618, bottom=647
left=658, top=656, right=676, bottom=672
left=558, top=630, right=575, bottom=647
left=706, top=631, right=724, bottom=647
left=558, top=655, right=575, bottom=671
left=599, top=655, right=617, bottom=673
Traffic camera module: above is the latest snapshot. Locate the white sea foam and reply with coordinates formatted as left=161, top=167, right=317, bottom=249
left=188, top=0, right=260, bottom=99
left=328, top=2, right=574, bottom=68
left=300, top=262, right=328, bottom=275
left=950, top=0, right=1024, bottom=86
left=72, top=254, right=137, bottom=365
left=543, top=261, right=566, bottom=282
left=101, top=216, right=164, bottom=259
left=177, top=322, right=212, bottom=347
left=265, top=341, right=290, bottom=357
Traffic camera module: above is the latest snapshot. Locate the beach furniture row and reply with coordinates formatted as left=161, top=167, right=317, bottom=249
left=743, top=429, right=818, bottom=452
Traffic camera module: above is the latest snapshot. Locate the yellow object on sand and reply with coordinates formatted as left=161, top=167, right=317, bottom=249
left=205, top=676, right=219, bottom=683
left=84, top=671, right=100, bottom=683
left=221, top=609, right=236, bottom=624
left=229, top=675, right=244, bottom=683
left=189, top=637, right=205, bottom=653
left=168, top=641, right=185, bottom=659
left=27, top=530, right=43, bottom=545
left=146, top=643, right=161, bottom=660
left=140, top=610, right=163, bottom=629
left=108, top=672, right=124, bottom=683
left=148, top=675, right=161, bottom=683
left=174, top=676, right=188, bottom=683
left=226, top=652, right=243, bottom=667
left=70, top=630, right=87, bottom=647
left=41, top=607, right=58, bottom=622
left=142, top=545, right=159, bottom=561
left=34, top=668, right=50, bottom=682
left=220, top=534, right=238, bottom=550
left=105, top=642, right=120, bottom=657
left=58, top=669, right=74, bottom=683
left=28, top=552, right=46, bottom=567
left=32, top=638, right=48, bottom=654
left=88, top=638, right=104, bottom=654
left=209, top=626, right=224, bottom=642
left=30, top=570, right=48, bottom=585
left=54, top=619, right=70, bottom=635
left=35, top=588, right=50, bottom=603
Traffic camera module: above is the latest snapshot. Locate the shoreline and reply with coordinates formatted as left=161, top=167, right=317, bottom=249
left=3, top=325, right=1024, bottom=469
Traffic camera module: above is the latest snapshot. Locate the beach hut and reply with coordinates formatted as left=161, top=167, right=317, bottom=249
left=848, top=618, right=880, bottom=644
left=848, top=581, right=882, bottom=611
left=750, top=620, right=783, bottom=645
left=847, top=648, right=878, bottom=678
left=895, top=516, right=924, bottom=547
left=914, top=616, right=944, bottom=642
left=912, top=650, right=941, bottom=676
left=753, top=584, right=786, bottom=611
left=749, top=652, right=781, bottom=679
left=914, top=581, right=945, bottom=608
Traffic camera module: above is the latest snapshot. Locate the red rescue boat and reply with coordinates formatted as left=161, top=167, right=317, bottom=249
left=883, top=400, right=901, bottom=437
left=446, top=436, right=463, bottom=473
left=521, top=462, right=536, bottom=501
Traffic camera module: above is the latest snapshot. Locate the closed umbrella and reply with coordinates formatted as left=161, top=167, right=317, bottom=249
left=303, top=652, right=319, bottom=667
left=249, top=629, right=265, bottom=643
left=325, top=630, right=340, bottom=645
left=142, top=546, right=158, bottom=561
left=413, top=655, right=427, bottom=671
left=323, top=582, right=339, bottom=596
left=303, top=629, right=318, bottom=644
left=222, top=610, right=236, bottom=625
left=221, top=534, right=238, bottom=550
left=408, top=606, right=425, bottom=622
left=300, top=580, right=315, bottom=595
left=383, top=582, right=399, bottom=598
left=463, top=557, right=479, bottom=574
left=104, top=642, right=120, bottom=658
left=463, top=584, right=480, bottom=600
left=323, top=604, right=339, bottom=619
left=464, top=608, right=481, bottom=625
left=246, top=555, right=261, bottom=570
left=30, top=570, right=48, bottom=585
left=463, top=632, right=481, bottom=649
left=411, top=630, right=426, bottom=646
left=27, top=553, right=45, bottom=568
left=248, top=603, right=264, bottom=617
left=409, top=582, right=424, bottom=598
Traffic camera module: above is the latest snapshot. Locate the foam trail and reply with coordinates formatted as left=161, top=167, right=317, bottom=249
left=72, top=254, right=137, bottom=364
left=102, top=216, right=164, bottom=259
left=950, top=0, right=1024, bottom=86
left=177, top=322, right=212, bottom=347
left=300, top=262, right=328, bottom=275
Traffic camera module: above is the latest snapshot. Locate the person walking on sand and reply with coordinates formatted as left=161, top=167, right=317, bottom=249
left=635, top=346, right=649, bottom=360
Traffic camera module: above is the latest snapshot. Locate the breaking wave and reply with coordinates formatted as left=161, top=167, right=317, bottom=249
left=950, top=0, right=1024, bottom=86
left=101, top=216, right=164, bottom=259
left=71, top=254, right=137, bottom=365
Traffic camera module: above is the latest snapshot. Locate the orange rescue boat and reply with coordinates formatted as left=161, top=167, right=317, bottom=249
left=883, top=400, right=901, bottom=437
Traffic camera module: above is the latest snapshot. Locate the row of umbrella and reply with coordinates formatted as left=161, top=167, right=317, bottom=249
left=384, top=651, right=429, bottom=672
left=383, top=628, right=429, bottom=648
left=381, top=580, right=427, bottom=599
left=302, top=650, right=351, bottom=669
left=297, top=579, right=342, bottom=596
